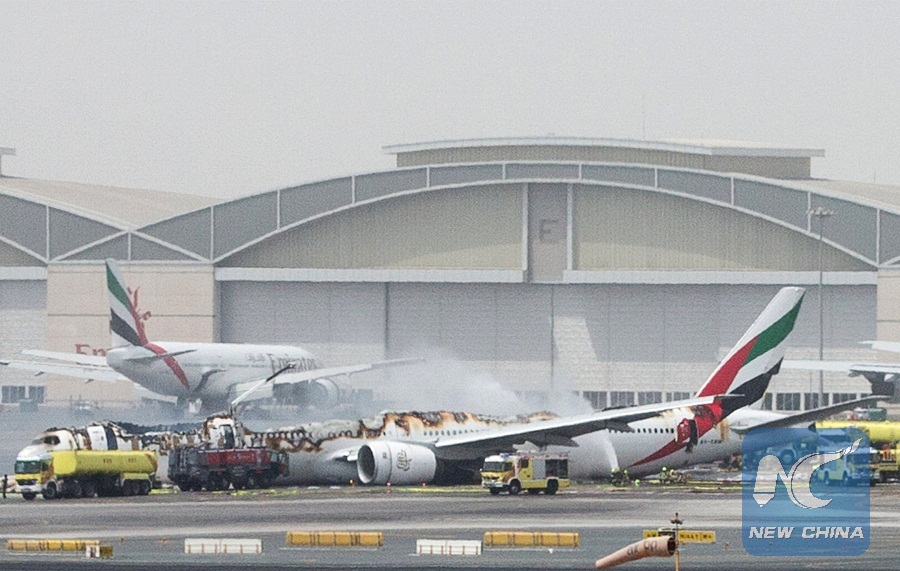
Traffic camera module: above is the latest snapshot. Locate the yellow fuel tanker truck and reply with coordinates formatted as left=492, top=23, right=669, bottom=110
left=14, top=450, right=157, bottom=500
left=817, top=420, right=900, bottom=447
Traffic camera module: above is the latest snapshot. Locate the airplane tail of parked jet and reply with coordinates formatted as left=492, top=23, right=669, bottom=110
left=694, top=286, right=805, bottom=413
left=107, top=258, right=148, bottom=349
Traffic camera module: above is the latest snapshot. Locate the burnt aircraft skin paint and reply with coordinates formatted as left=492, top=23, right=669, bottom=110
left=17, top=410, right=560, bottom=486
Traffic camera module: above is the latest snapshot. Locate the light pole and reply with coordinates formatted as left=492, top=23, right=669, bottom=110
left=809, top=206, right=833, bottom=409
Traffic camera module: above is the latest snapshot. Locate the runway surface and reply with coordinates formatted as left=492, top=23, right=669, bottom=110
left=1, top=483, right=899, bottom=570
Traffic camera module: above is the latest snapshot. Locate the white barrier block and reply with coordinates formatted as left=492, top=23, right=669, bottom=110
left=184, top=538, right=261, bottom=555
left=221, top=539, right=262, bottom=554
left=416, top=539, right=482, bottom=556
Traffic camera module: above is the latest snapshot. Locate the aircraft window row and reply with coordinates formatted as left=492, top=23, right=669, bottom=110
left=423, top=428, right=484, bottom=437
left=635, top=427, right=675, bottom=434
left=632, top=428, right=724, bottom=445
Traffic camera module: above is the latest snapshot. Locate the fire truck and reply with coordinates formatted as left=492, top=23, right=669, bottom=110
left=480, top=452, right=569, bottom=495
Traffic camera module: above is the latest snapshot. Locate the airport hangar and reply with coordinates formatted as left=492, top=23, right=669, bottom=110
left=0, top=138, right=897, bottom=413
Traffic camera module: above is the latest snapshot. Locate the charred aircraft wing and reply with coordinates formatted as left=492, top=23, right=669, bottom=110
left=434, top=395, right=740, bottom=452
left=729, top=395, right=887, bottom=434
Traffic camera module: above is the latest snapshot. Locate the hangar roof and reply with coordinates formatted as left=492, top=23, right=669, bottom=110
left=385, top=137, right=824, bottom=179
left=384, top=137, right=825, bottom=158
left=1, top=138, right=899, bottom=275
left=0, top=176, right=218, bottom=229
left=799, top=179, right=900, bottom=212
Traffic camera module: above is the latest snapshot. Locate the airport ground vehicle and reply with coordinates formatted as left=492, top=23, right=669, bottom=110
left=168, top=446, right=288, bottom=491
left=814, top=450, right=865, bottom=486
left=480, top=452, right=569, bottom=495
left=870, top=445, right=900, bottom=484
left=14, top=450, right=157, bottom=500
left=817, top=419, right=900, bottom=447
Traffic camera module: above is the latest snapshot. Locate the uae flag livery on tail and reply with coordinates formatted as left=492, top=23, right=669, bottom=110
left=695, top=286, right=805, bottom=413
left=107, top=259, right=148, bottom=348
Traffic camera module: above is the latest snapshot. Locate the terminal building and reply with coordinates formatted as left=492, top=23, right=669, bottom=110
left=0, top=138, right=896, bottom=413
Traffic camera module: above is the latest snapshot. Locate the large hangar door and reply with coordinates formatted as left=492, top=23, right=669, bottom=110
left=218, top=282, right=387, bottom=367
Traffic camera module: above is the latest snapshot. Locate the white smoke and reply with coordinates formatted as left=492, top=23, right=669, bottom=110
left=376, top=346, right=594, bottom=418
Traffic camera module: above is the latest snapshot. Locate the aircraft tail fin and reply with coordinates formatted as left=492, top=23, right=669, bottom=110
left=695, top=287, right=805, bottom=409
left=106, top=259, right=148, bottom=348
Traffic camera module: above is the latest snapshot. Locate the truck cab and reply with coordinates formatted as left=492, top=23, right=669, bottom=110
left=13, top=456, right=51, bottom=501
left=480, top=453, right=569, bottom=496
left=870, top=445, right=900, bottom=485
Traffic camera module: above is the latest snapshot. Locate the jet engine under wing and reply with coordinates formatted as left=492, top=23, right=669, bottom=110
left=434, top=395, right=740, bottom=453
left=0, top=358, right=126, bottom=382
left=729, top=395, right=888, bottom=434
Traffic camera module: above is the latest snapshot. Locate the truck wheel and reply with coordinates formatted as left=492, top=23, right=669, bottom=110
left=42, top=482, right=59, bottom=500
left=489, top=488, right=501, bottom=495
left=122, top=481, right=136, bottom=496
left=546, top=480, right=559, bottom=495
left=842, top=473, right=850, bottom=487
left=21, top=492, right=36, bottom=501
left=206, top=474, right=222, bottom=491
left=61, top=480, right=79, bottom=498
left=822, top=471, right=831, bottom=486
left=508, top=480, right=521, bottom=495
left=139, top=480, right=151, bottom=496
left=82, top=482, right=96, bottom=498
left=245, top=474, right=258, bottom=490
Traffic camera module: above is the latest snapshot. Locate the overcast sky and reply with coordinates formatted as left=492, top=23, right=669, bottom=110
left=1, top=2, right=898, bottom=199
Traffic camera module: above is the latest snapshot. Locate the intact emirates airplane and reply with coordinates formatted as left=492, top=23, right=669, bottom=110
left=1, top=259, right=418, bottom=413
